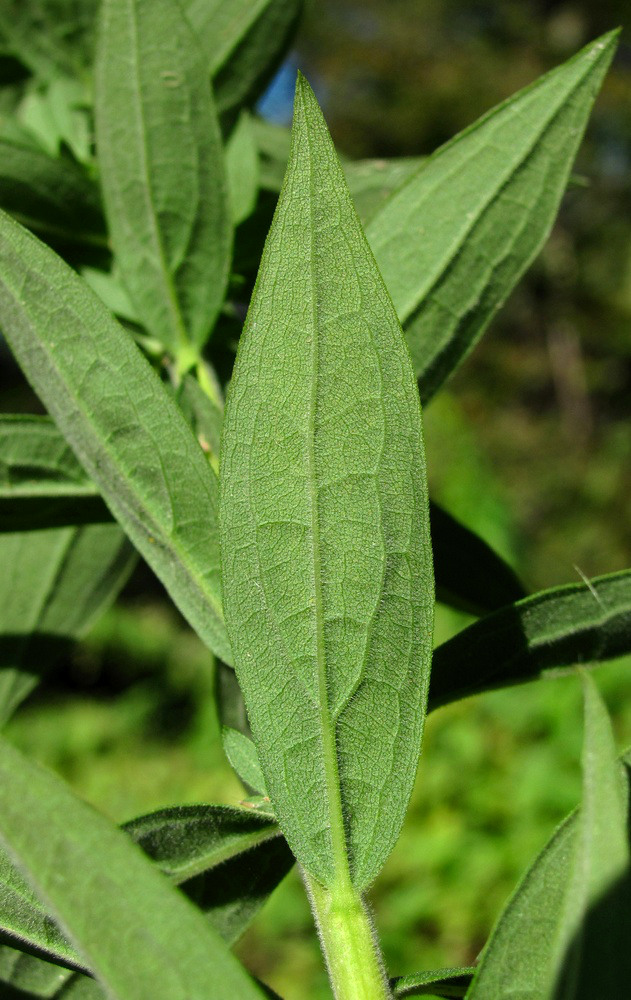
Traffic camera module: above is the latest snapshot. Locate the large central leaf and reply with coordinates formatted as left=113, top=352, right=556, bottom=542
left=220, top=75, right=434, bottom=891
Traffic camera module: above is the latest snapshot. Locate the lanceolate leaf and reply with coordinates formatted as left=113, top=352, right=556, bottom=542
left=551, top=674, right=630, bottom=998
left=220, top=76, right=434, bottom=890
left=0, top=211, right=231, bottom=662
left=366, top=31, right=618, bottom=401
left=0, top=740, right=268, bottom=1000
left=468, top=692, right=631, bottom=1000
left=0, top=524, right=135, bottom=726
left=95, top=0, right=232, bottom=359
left=429, top=569, right=631, bottom=712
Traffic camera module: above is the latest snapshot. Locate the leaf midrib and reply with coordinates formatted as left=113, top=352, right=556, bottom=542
left=302, top=88, right=351, bottom=886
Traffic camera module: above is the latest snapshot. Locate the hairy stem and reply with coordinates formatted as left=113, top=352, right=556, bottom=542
left=304, top=870, right=392, bottom=1000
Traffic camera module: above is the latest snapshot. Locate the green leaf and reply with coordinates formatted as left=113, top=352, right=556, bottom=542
left=0, top=523, right=135, bottom=726
left=95, top=0, right=232, bottom=359
left=0, top=739, right=269, bottom=999
left=187, top=0, right=304, bottom=116
left=344, top=157, right=425, bottom=225
left=0, top=210, right=232, bottom=663
left=467, top=687, right=631, bottom=1000
left=0, top=944, right=93, bottom=999
left=226, top=111, right=260, bottom=226
left=18, top=78, right=91, bottom=165
left=429, top=501, right=525, bottom=615
left=220, top=75, right=434, bottom=890
left=0, top=415, right=96, bottom=499
left=429, top=569, right=631, bottom=712
left=124, top=805, right=293, bottom=944
left=0, top=802, right=292, bottom=967
left=391, top=966, right=475, bottom=998
left=175, top=370, right=224, bottom=474
left=0, top=139, right=104, bottom=248
left=365, top=31, right=618, bottom=401
left=551, top=673, right=630, bottom=998
left=222, top=728, right=268, bottom=796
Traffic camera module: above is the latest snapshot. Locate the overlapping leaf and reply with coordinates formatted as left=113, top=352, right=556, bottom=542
left=220, top=75, right=434, bottom=890
left=0, top=140, right=104, bottom=249
left=189, top=0, right=304, bottom=116
left=0, top=742, right=269, bottom=999
left=429, top=569, right=631, bottom=711
left=392, top=966, right=474, bottom=998
left=467, top=679, right=631, bottom=999
left=0, top=210, right=231, bottom=662
left=0, top=803, right=292, bottom=983
left=95, top=0, right=232, bottom=359
left=366, top=32, right=618, bottom=401
left=0, top=524, right=135, bottom=726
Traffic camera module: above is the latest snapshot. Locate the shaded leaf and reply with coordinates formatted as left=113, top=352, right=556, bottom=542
left=429, top=501, right=525, bottom=615
left=0, top=802, right=293, bottom=967
left=0, top=524, right=135, bottom=726
left=188, top=0, right=304, bottom=116
left=467, top=688, right=631, bottom=1000
left=0, top=209, right=232, bottom=662
left=365, top=32, right=618, bottom=401
left=429, top=569, right=631, bottom=712
left=125, top=805, right=293, bottom=944
left=0, top=943, right=96, bottom=999
left=0, top=739, right=269, bottom=999
left=220, top=75, right=433, bottom=890
left=95, top=0, right=232, bottom=358
left=392, top=965, right=475, bottom=998
left=0, top=139, right=104, bottom=249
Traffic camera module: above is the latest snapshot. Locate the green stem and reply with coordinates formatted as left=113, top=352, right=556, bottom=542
left=304, top=870, right=392, bottom=1000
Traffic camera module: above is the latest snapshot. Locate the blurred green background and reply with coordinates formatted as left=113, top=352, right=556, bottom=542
left=3, top=0, right=631, bottom=997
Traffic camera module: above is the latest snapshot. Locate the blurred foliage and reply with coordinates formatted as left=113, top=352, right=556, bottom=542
left=294, top=0, right=631, bottom=594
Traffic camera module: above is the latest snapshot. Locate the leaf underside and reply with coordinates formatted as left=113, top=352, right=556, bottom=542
left=220, top=75, right=434, bottom=890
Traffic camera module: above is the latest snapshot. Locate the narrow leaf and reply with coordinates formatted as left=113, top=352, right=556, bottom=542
left=366, top=32, right=618, bottom=401
left=226, top=112, right=260, bottom=226
left=0, top=944, right=92, bottom=999
left=187, top=0, right=304, bottom=116
left=429, top=569, right=631, bottom=711
left=468, top=701, right=631, bottom=999
left=0, top=209, right=232, bottom=662
left=220, top=75, right=434, bottom=890
left=0, top=739, right=268, bottom=1000
left=391, top=965, right=475, bottom=998
left=551, top=673, right=630, bottom=998
left=222, top=729, right=268, bottom=795
left=95, top=0, right=232, bottom=357
left=0, top=524, right=135, bottom=726
left=429, top=501, right=525, bottom=615
left=0, top=139, right=104, bottom=248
